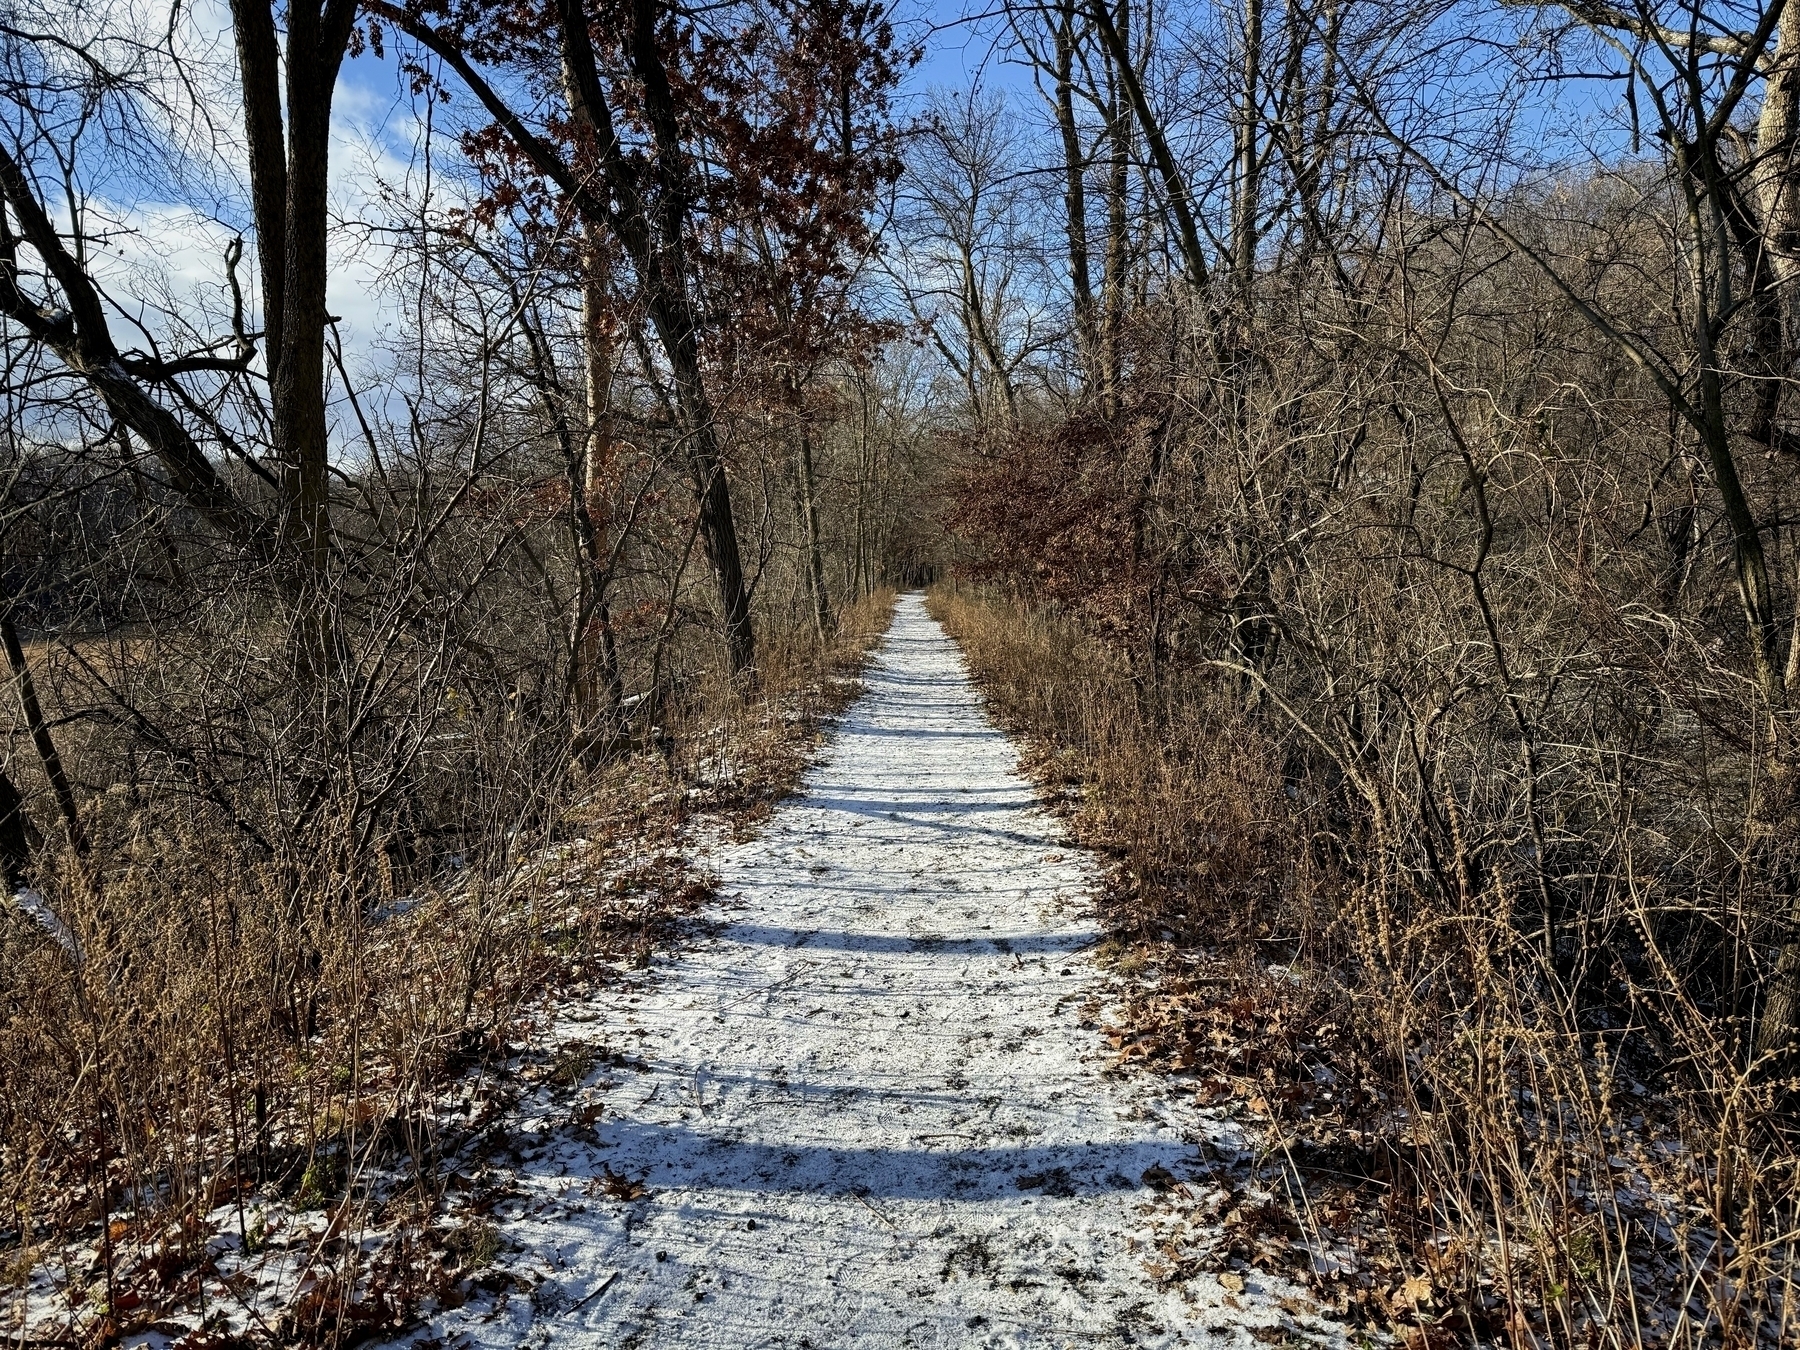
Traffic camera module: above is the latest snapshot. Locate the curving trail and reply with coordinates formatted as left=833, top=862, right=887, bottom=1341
left=402, top=594, right=1341, bottom=1349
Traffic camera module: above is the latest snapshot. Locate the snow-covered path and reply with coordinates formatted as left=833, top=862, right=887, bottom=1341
left=407, top=595, right=1339, bottom=1348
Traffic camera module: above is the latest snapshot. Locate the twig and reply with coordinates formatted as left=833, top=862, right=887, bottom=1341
left=566, top=1269, right=619, bottom=1313
left=849, top=1191, right=895, bottom=1229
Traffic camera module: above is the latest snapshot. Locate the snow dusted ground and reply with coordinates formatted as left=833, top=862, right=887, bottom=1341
left=400, top=594, right=1343, bottom=1349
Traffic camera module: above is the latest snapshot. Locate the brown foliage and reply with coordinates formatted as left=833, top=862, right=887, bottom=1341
left=0, top=570, right=893, bottom=1346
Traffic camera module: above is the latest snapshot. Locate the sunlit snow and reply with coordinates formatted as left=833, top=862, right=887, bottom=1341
left=395, top=595, right=1341, bottom=1348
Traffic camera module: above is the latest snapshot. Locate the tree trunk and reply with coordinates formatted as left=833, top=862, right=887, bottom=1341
left=383, top=0, right=761, bottom=680
left=573, top=240, right=625, bottom=730
left=270, top=0, right=354, bottom=586
left=552, top=0, right=759, bottom=682
left=0, top=766, right=36, bottom=890
left=227, top=0, right=287, bottom=386
left=0, top=610, right=85, bottom=858
left=1751, top=0, right=1800, bottom=297
left=1053, top=1, right=1099, bottom=400
left=1088, top=0, right=1210, bottom=288
left=795, top=421, right=833, bottom=641
left=852, top=385, right=871, bottom=599
left=1232, top=0, right=1263, bottom=306
left=1101, top=7, right=1131, bottom=409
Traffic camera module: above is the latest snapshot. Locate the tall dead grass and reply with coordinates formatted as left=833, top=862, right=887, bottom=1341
left=0, top=589, right=894, bottom=1346
left=931, top=583, right=1799, bottom=1349
left=925, top=587, right=1295, bottom=944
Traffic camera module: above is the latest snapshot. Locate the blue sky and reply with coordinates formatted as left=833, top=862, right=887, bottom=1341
left=904, top=0, right=1036, bottom=99
left=57, top=0, right=1657, bottom=412
left=306, top=0, right=1038, bottom=368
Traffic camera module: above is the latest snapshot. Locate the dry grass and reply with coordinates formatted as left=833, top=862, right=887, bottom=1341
left=0, top=589, right=895, bottom=1348
left=930, top=583, right=1800, bottom=1350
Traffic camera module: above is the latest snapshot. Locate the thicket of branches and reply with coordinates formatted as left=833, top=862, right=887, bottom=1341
left=8, top=0, right=1800, bottom=1340
left=0, top=0, right=929, bottom=1333
left=924, top=0, right=1800, bottom=1341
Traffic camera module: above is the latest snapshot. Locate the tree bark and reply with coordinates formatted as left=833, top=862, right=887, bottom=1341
left=1087, top=0, right=1210, bottom=288
left=795, top=421, right=833, bottom=641
left=378, top=0, right=761, bottom=679
left=0, top=610, right=85, bottom=858
left=0, top=766, right=36, bottom=890
left=1232, top=0, right=1264, bottom=305
left=1100, top=5, right=1132, bottom=407
left=574, top=240, right=625, bottom=728
left=270, top=0, right=357, bottom=586
left=228, top=0, right=288, bottom=384
left=1751, top=0, right=1800, bottom=297
left=1053, top=1, right=1099, bottom=399
left=554, top=0, right=758, bottom=680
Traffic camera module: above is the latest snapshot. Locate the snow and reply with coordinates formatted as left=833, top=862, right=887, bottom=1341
left=12, top=888, right=81, bottom=964
left=396, top=594, right=1345, bottom=1348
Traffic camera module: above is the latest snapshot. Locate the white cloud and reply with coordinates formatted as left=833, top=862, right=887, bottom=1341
left=39, top=31, right=445, bottom=437
left=15, top=1, right=538, bottom=451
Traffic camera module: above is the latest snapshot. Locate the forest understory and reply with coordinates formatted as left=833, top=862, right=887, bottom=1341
left=933, top=589, right=1800, bottom=1349
left=3, top=595, right=897, bottom=1348
left=6, top=0, right=1800, bottom=1342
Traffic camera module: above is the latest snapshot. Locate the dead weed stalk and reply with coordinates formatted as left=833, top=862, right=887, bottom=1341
left=0, top=590, right=893, bottom=1347
left=930, top=583, right=1798, bottom=1349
